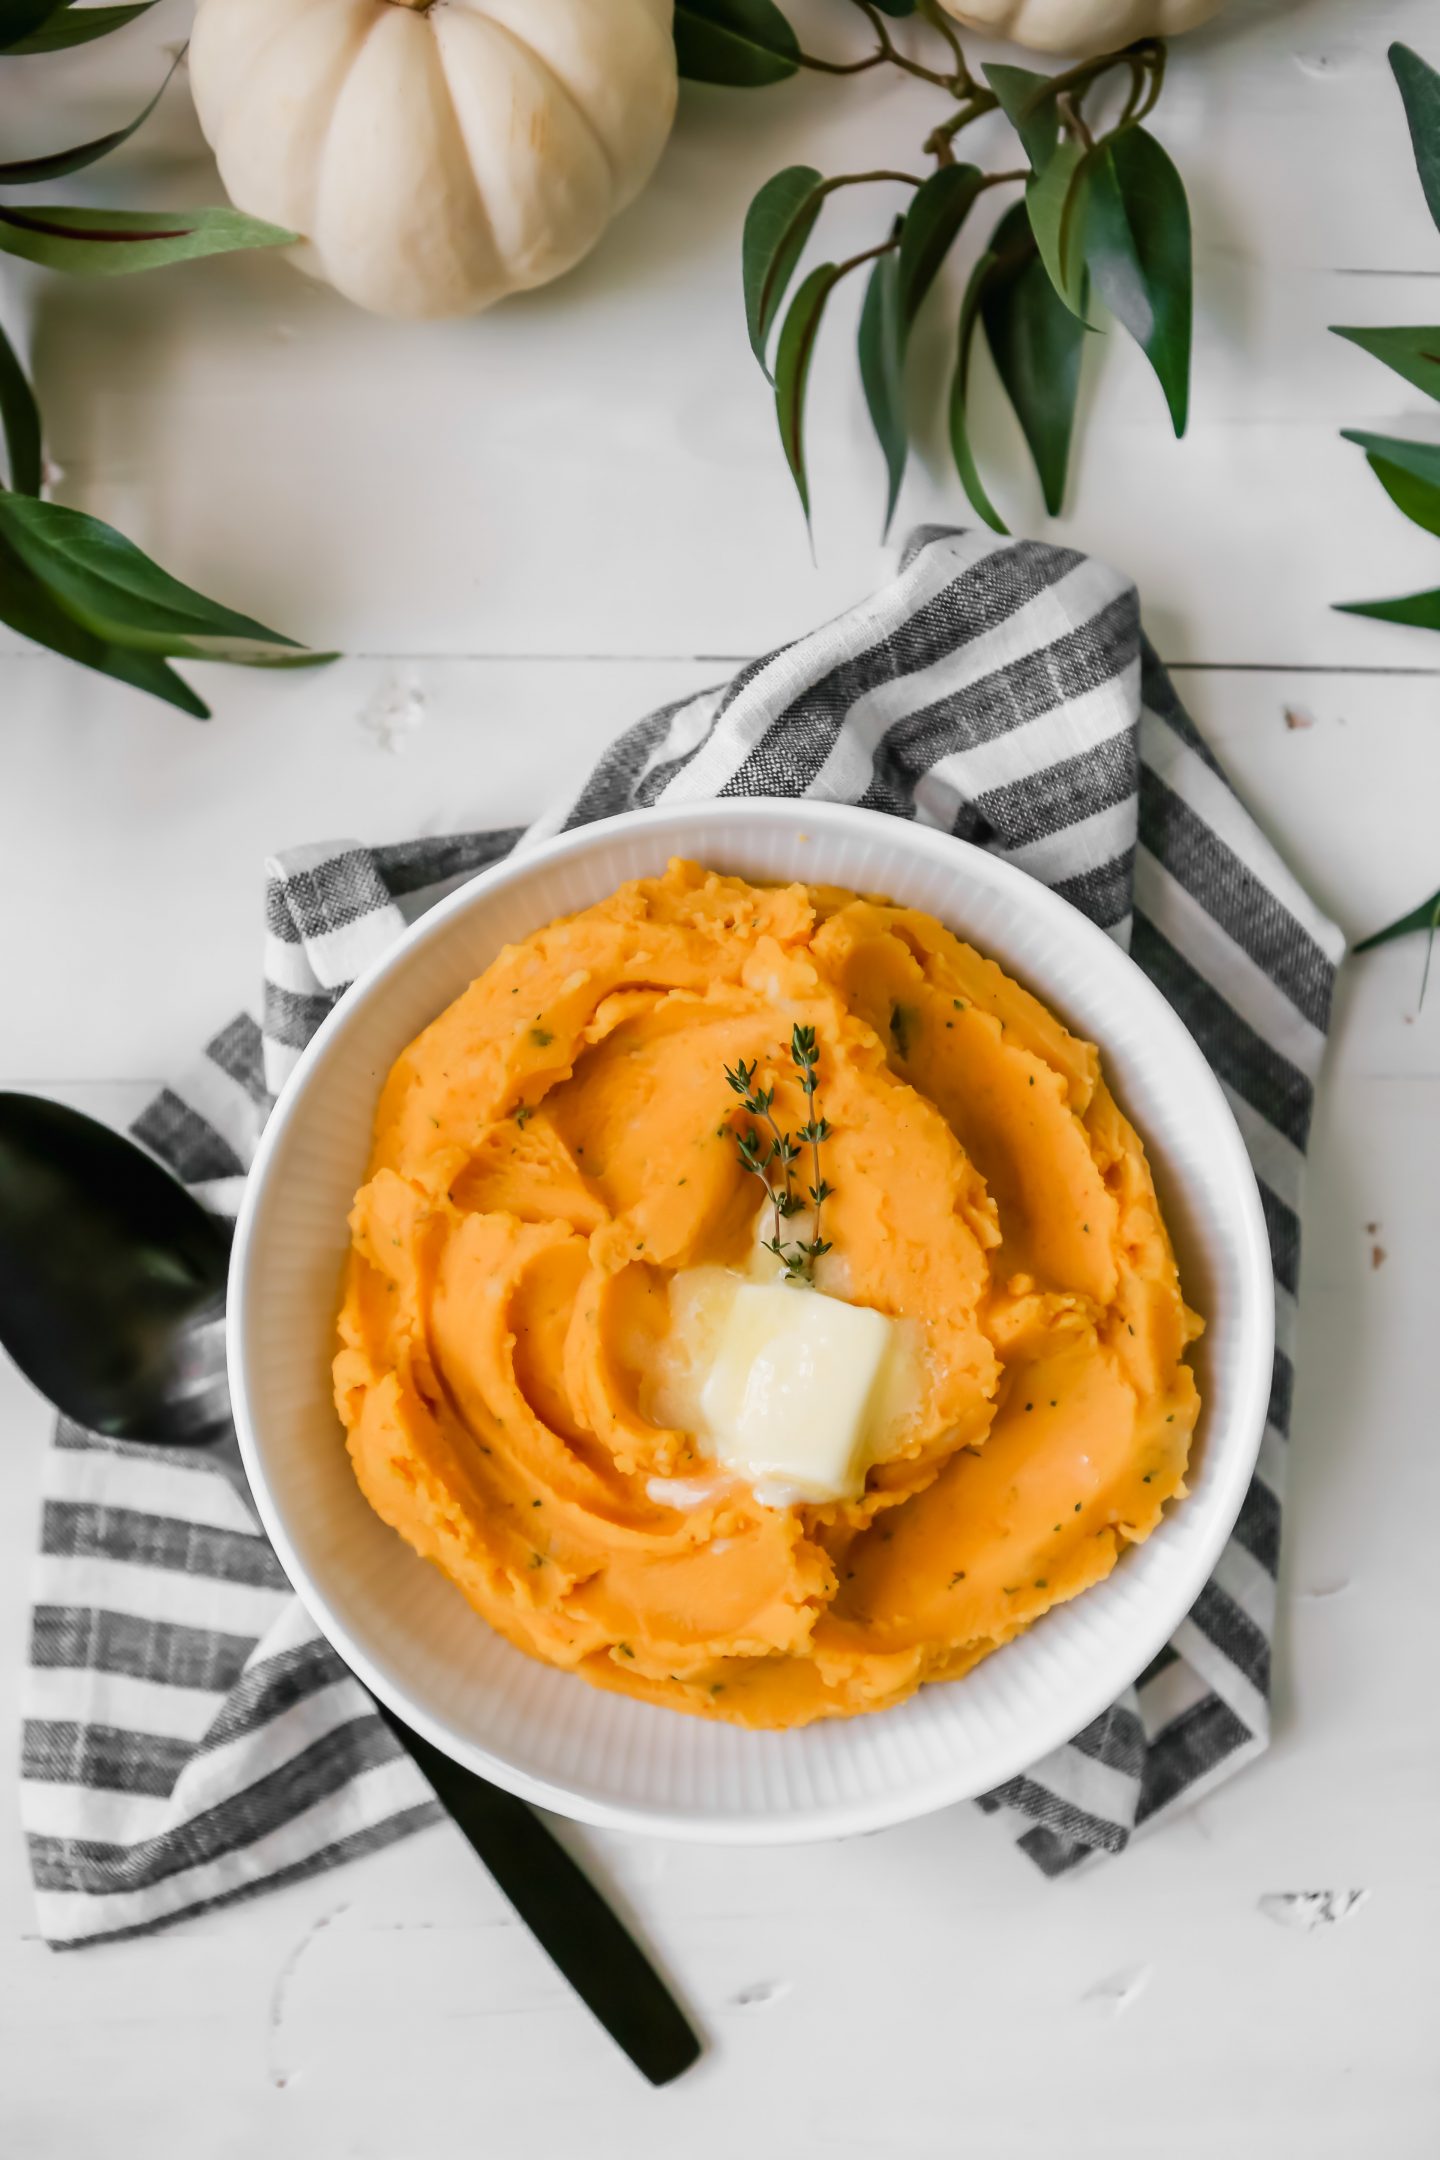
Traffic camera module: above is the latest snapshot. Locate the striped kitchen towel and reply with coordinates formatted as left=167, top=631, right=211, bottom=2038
left=22, top=525, right=1343, bottom=1944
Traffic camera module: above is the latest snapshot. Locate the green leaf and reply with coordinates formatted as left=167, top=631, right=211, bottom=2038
left=0, top=50, right=180, bottom=185
left=858, top=242, right=906, bottom=537
left=1083, top=124, right=1191, bottom=435
left=0, top=316, right=41, bottom=496
left=0, top=0, right=68, bottom=53
left=0, top=202, right=297, bottom=277
left=1334, top=586, right=1440, bottom=630
left=984, top=62, right=1060, bottom=171
left=0, top=534, right=211, bottom=717
left=980, top=202, right=1086, bottom=517
left=1353, top=879, right=1440, bottom=1004
left=1354, top=884, right=1440, bottom=951
left=774, top=260, right=841, bottom=523
left=4, top=3, right=157, bottom=52
left=674, top=0, right=799, bottom=86
left=1340, top=428, right=1440, bottom=491
left=1390, top=42, right=1440, bottom=239
left=1331, top=324, right=1440, bottom=403
left=850, top=168, right=988, bottom=539
left=1340, top=429, right=1440, bottom=549
left=1366, top=453, right=1440, bottom=538
left=0, top=492, right=318, bottom=663
left=897, top=164, right=984, bottom=327
left=948, top=247, right=1009, bottom=537
left=743, top=164, right=823, bottom=375
left=1025, top=139, right=1091, bottom=319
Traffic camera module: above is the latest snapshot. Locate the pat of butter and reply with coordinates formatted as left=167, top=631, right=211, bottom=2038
left=699, top=1282, right=896, bottom=1505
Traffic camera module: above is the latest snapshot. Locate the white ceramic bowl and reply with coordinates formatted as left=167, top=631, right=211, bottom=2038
left=229, top=801, right=1273, bottom=1843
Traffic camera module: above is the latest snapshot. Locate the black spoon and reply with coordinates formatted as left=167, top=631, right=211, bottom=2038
left=0, top=1091, right=701, bottom=2086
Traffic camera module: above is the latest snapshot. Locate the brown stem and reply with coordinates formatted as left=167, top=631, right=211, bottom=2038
left=1056, top=90, right=1094, bottom=151
left=1026, top=41, right=1152, bottom=111
left=835, top=237, right=901, bottom=278
left=1133, top=41, right=1167, bottom=121
left=801, top=0, right=966, bottom=91
left=924, top=92, right=999, bottom=165
left=889, top=50, right=969, bottom=90
left=976, top=168, right=1028, bottom=190
left=916, top=0, right=972, bottom=87
left=822, top=169, right=927, bottom=194
left=797, top=45, right=890, bottom=76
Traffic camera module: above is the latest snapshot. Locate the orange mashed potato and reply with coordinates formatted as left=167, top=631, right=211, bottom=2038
left=334, top=860, right=1202, bottom=1729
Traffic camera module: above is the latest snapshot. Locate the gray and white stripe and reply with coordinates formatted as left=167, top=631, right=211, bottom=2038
left=21, top=526, right=1341, bottom=1940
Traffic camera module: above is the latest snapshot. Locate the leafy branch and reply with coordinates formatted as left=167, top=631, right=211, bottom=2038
left=1331, top=42, right=1440, bottom=985
left=723, top=1024, right=834, bottom=1283
left=679, top=0, right=1194, bottom=536
left=0, top=7, right=329, bottom=716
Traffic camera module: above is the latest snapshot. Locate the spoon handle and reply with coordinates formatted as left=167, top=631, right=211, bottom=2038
left=370, top=1698, right=702, bottom=2087
left=158, top=1425, right=702, bottom=2082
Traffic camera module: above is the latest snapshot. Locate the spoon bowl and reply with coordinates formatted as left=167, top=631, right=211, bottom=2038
left=0, top=1091, right=231, bottom=1442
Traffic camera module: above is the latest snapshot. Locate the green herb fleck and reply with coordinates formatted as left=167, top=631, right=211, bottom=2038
left=1034, top=1578, right=1047, bottom=1589
left=531, top=1499, right=541, bottom=1508
left=515, top=1104, right=531, bottom=1129
left=530, top=1027, right=554, bottom=1048
left=1074, top=1502, right=1082, bottom=1513
left=528, top=1552, right=544, bottom=1569
left=890, top=1002, right=916, bottom=1058
left=949, top=1571, right=966, bottom=1588
left=709, top=1682, right=725, bottom=1695
left=617, top=1642, right=635, bottom=1659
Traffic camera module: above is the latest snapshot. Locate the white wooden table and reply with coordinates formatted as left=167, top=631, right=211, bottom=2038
left=3, top=2, right=1438, bottom=2151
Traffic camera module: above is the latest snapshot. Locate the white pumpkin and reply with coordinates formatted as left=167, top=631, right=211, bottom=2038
left=937, top=0, right=1227, bottom=57
left=188, top=0, right=678, bottom=319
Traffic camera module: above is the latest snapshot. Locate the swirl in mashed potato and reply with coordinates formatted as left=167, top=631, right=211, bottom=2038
left=334, top=860, right=1202, bottom=1728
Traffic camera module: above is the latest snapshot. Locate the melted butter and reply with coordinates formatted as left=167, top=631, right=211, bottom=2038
left=648, top=1264, right=920, bottom=1508
left=644, top=1471, right=734, bottom=1510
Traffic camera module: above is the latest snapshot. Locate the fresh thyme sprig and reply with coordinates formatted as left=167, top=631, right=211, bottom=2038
left=723, top=1024, right=834, bottom=1285
left=791, top=1024, right=834, bottom=1270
